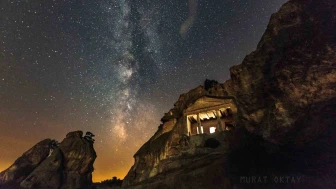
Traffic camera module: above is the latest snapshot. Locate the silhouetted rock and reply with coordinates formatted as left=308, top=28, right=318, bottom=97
left=226, top=0, right=336, bottom=146
left=0, top=139, right=51, bottom=186
left=20, top=148, right=63, bottom=189
left=0, top=131, right=96, bottom=189
left=123, top=0, right=336, bottom=188
left=204, top=79, right=219, bottom=91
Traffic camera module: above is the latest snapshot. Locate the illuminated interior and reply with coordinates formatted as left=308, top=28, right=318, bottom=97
left=186, top=107, right=235, bottom=136
left=209, top=127, right=216, bottom=134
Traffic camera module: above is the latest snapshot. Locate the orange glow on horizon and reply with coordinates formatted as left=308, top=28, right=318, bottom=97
left=0, top=161, right=129, bottom=183
left=92, top=169, right=128, bottom=182
left=0, top=119, right=154, bottom=183
left=0, top=163, right=12, bottom=173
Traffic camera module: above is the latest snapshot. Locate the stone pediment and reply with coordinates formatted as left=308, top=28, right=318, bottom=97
left=185, top=96, right=235, bottom=115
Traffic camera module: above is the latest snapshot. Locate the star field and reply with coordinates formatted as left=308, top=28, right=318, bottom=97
left=0, top=0, right=287, bottom=181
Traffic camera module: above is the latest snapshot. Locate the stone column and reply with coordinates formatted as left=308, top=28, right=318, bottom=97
left=216, top=110, right=224, bottom=132
left=186, top=116, right=191, bottom=136
left=197, top=113, right=202, bottom=134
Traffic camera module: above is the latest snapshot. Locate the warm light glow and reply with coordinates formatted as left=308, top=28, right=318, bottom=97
left=92, top=169, right=128, bottom=182
left=0, top=162, right=12, bottom=173
left=210, top=127, right=216, bottom=134
left=197, top=126, right=204, bottom=134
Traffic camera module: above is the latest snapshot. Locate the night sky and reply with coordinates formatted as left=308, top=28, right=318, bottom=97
left=0, top=0, right=287, bottom=182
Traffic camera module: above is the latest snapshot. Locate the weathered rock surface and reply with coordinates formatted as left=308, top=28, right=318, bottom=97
left=123, top=0, right=336, bottom=188
left=226, top=0, right=336, bottom=146
left=0, top=139, right=52, bottom=186
left=0, top=131, right=96, bottom=189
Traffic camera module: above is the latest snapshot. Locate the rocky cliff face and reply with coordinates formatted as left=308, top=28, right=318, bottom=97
left=123, top=0, right=336, bottom=188
left=225, top=0, right=336, bottom=146
left=0, top=131, right=96, bottom=189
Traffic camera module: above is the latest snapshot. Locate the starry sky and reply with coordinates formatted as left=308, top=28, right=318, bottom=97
left=0, top=0, right=287, bottom=182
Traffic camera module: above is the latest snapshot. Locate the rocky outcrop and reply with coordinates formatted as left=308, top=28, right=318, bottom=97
left=0, top=139, right=52, bottom=186
left=123, top=0, right=336, bottom=188
left=225, top=0, right=336, bottom=146
left=123, top=82, right=231, bottom=187
left=0, top=131, right=96, bottom=189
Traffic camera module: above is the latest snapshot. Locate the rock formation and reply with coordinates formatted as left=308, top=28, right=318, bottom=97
left=0, top=131, right=96, bottom=189
left=225, top=0, right=336, bottom=146
left=123, top=0, right=336, bottom=188
left=0, top=139, right=52, bottom=186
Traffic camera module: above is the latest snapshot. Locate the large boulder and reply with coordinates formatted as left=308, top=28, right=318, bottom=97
left=19, top=148, right=64, bottom=189
left=0, top=139, right=51, bottom=186
left=57, top=131, right=96, bottom=189
left=0, top=131, right=97, bottom=189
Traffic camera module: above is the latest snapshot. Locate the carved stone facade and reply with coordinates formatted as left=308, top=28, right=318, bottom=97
left=183, top=96, right=237, bottom=136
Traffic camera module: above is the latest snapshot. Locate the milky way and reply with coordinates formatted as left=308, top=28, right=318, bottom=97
left=0, top=0, right=287, bottom=181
